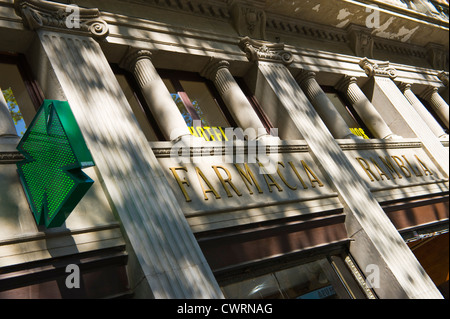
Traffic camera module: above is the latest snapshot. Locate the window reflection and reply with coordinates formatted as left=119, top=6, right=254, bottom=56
left=221, top=258, right=340, bottom=299
left=160, top=71, right=232, bottom=141
left=1, top=61, right=38, bottom=137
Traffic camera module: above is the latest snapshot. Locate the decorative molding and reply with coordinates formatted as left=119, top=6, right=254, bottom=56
left=119, top=48, right=153, bottom=72
left=229, top=0, right=266, bottom=40
left=265, top=14, right=349, bottom=44
left=200, top=59, right=234, bottom=95
left=359, top=57, right=398, bottom=79
left=438, top=71, right=449, bottom=87
left=200, top=59, right=230, bottom=81
left=426, top=42, right=449, bottom=70
left=238, top=36, right=294, bottom=65
left=14, top=0, right=109, bottom=39
left=347, top=24, right=374, bottom=59
left=0, top=151, right=24, bottom=164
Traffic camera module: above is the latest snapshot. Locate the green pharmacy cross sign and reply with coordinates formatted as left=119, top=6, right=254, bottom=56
left=16, top=100, right=95, bottom=228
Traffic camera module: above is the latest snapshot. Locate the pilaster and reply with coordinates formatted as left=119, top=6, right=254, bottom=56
left=14, top=0, right=223, bottom=299
left=358, top=58, right=449, bottom=176
left=240, top=38, right=443, bottom=299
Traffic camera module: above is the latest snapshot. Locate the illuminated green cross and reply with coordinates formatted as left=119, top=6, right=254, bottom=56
left=16, top=100, right=95, bottom=228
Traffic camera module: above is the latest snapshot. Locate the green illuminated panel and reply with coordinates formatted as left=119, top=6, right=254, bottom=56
left=16, top=100, right=95, bottom=228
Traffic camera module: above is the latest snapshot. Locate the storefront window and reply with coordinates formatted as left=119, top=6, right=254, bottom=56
left=1, top=57, right=41, bottom=137
left=160, top=70, right=234, bottom=141
left=323, top=87, right=373, bottom=139
left=220, top=255, right=371, bottom=299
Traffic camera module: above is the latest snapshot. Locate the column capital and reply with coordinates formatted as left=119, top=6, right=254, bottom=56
left=421, top=86, right=440, bottom=100
left=14, top=0, right=109, bottom=39
left=119, top=48, right=153, bottom=72
left=238, top=36, right=294, bottom=65
left=335, top=75, right=358, bottom=92
left=358, top=58, right=397, bottom=79
left=200, top=58, right=230, bottom=81
left=295, top=70, right=316, bottom=86
left=397, top=82, right=412, bottom=92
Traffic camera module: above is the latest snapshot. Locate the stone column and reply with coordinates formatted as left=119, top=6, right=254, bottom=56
left=336, top=75, right=399, bottom=139
left=14, top=0, right=223, bottom=298
left=421, top=86, right=449, bottom=129
left=120, top=49, right=192, bottom=141
left=239, top=36, right=443, bottom=299
left=358, top=58, right=448, bottom=177
left=0, top=88, right=18, bottom=137
left=201, top=59, right=270, bottom=140
left=398, top=83, right=448, bottom=138
left=296, top=71, right=358, bottom=139
left=438, top=71, right=449, bottom=104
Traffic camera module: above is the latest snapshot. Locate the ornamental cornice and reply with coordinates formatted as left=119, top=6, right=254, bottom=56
left=358, top=57, right=398, bottom=79
left=238, top=36, right=294, bottom=65
left=438, top=71, right=449, bottom=87
left=14, top=0, right=109, bottom=39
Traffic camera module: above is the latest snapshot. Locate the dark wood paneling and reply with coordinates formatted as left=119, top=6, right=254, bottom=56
left=382, top=194, right=449, bottom=231
left=197, top=212, right=348, bottom=272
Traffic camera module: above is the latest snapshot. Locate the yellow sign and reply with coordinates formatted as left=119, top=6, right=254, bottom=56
left=188, top=126, right=229, bottom=141
left=350, top=127, right=369, bottom=139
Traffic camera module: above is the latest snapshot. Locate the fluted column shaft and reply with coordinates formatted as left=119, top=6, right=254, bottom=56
left=0, top=88, right=18, bottom=137
left=201, top=59, right=269, bottom=139
left=296, top=71, right=356, bottom=139
left=422, top=86, right=449, bottom=129
left=399, top=83, right=448, bottom=138
left=337, top=76, right=397, bottom=139
left=121, top=50, right=191, bottom=141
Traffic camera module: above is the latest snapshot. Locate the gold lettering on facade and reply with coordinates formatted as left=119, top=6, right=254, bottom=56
left=234, top=163, right=263, bottom=194
left=356, top=157, right=379, bottom=181
left=402, top=155, right=422, bottom=177
left=391, top=156, right=412, bottom=178
left=277, top=162, right=298, bottom=190
left=195, top=167, right=221, bottom=200
left=414, top=155, right=433, bottom=176
left=258, top=162, right=283, bottom=193
left=378, top=156, right=402, bottom=179
left=288, top=161, right=308, bottom=189
left=169, top=167, right=192, bottom=202
left=370, top=157, right=390, bottom=180
left=301, top=160, right=324, bottom=188
left=212, top=165, right=242, bottom=197
left=356, top=154, right=434, bottom=182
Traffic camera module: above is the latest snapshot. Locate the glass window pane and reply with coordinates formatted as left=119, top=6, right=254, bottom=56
left=221, top=273, right=284, bottom=299
left=162, top=78, right=194, bottom=127
left=221, top=257, right=347, bottom=299
left=116, top=74, right=159, bottom=141
left=325, top=92, right=370, bottom=139
left=1, top=62, right=36, bottom=137
left=274, top=259, right=337, bottom=299
left=179, top=80, right=229, bottom=127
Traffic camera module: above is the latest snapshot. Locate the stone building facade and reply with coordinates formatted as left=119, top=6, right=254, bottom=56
left=0, top=0, right=448, bottom=299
